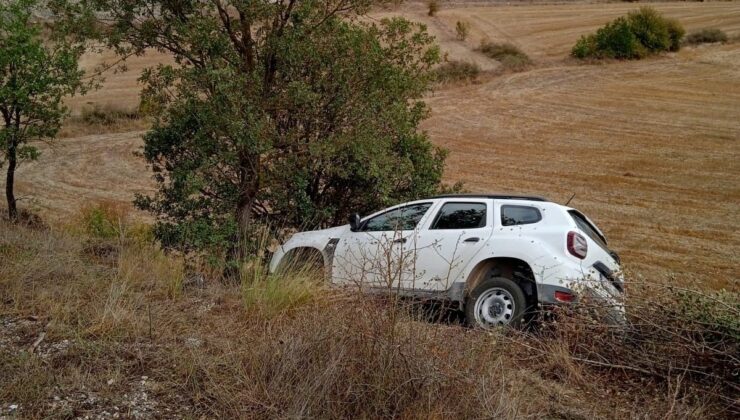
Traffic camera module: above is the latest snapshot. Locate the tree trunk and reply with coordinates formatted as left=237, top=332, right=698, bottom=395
left=231, top=152, right=261, bottom=274
left=5, top=140, right=17, bottom=221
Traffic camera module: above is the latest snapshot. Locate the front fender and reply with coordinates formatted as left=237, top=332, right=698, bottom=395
left=269, top=225, right=350, bottom=273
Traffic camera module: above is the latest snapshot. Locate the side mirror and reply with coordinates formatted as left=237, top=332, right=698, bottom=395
left=349, top=213, right=361, bottom=232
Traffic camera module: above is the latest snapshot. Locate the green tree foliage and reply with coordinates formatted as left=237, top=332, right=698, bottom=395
left=54, top=1, right=445, bottom=261
left=0, top=0, right=87, bottom=220
left=571, top=7, right=685, bottom=59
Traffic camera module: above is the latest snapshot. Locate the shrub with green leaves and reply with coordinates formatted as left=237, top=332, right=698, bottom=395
left=626, top=7, right=671, bottom=52
left=571, top=7, right=685, bottom=59
left=685, top=28, right=728, bottom=45
left=664, top=18, right=685, bottom=52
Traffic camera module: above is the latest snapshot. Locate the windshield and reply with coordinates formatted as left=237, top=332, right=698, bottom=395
left=568, top=210, right=608, bottom=250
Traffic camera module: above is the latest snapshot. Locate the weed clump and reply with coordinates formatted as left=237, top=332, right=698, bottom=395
left=427, top=0, right=439, bottom=17
left=60, top=104, right=148, bottom=138
left=572, top=7, right=685, bottom=59
left=76, top=201, right=130, bottom=239
left=433, top=60, right=480, bottom=84
left=477, top=40, right=532, bottom=71
left=685, top=28, right=729, bottom=45
left=81, top=105, right=141, bottom=126
left=455, top=20, right=470, bottom=41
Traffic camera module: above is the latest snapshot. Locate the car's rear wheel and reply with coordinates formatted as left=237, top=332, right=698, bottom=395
left=465, top=276, right=527, bottom=329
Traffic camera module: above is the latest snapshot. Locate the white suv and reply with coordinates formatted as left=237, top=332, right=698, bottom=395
left=269, top=194, right=625, bottom=328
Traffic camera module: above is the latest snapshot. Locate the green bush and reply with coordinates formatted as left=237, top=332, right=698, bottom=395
left=685, top=28, right=728, bottom=45
left=598, top=17, right=646, bottom=59
left=572, top=35, right=597, bottom=59
left=477, top=40, right=532, bottom=71
left=665, top=18, right=685, bottom=51
left=571, top=7, right=685, bottom=60
left=626, top=7, right=671, bottom=52
left=433, top=60, right=480, bottom=84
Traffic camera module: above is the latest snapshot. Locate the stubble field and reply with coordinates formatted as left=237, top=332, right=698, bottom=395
left=11, top=1, right=740, bottom=289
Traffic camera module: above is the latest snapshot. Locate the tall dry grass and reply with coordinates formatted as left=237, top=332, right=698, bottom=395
left=0, top=206, right=737, bottom=418
left=58, top=104, right=149, bottom=138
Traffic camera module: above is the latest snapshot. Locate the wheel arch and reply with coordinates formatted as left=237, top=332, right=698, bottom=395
left=275, top=246, right=326, bottom=274
left=463, top=257, right=538, bottom=308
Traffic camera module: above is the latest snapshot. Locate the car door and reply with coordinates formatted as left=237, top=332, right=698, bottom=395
left=405, top=199, right=493, bottom=291
left=332, top=202, right=434, bottom=289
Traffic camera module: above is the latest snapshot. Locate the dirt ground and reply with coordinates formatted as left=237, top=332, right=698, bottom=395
left=10, top=1, right=740, bottom=289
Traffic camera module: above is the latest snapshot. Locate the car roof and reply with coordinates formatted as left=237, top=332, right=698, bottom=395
left=432, top=193, right=549, bottom=202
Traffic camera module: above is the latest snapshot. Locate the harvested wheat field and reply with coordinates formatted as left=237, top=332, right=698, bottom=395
left=424, top=43, right=740, bottom=290
left=11, top=1, right=740, bottom=290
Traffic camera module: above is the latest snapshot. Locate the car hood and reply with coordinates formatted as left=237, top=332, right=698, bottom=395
left=285, top=224, right=351, bottom=249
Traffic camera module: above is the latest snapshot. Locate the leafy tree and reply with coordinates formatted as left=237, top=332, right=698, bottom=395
left=54, top=0, right=447, bottom=263
left=0, top=0, right=87, bottom=221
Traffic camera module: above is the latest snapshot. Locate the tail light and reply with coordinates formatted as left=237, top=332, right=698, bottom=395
left=567, top=231, right=588, bottom=259
left=554, top=291, right=575, bottom=302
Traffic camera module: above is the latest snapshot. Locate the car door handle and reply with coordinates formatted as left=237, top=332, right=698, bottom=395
left=463, top=237, right=480, bottom=243
left=393, top=238, right=407, bottom=243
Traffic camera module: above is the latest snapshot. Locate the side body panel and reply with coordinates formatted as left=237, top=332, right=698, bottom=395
left=405, top=199, right=494, bottom=291
left=330, top=200, right=436, bottom=289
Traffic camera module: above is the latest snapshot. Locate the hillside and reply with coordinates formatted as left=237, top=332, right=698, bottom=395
left=13, top=1, right=740, bottom=289
left=2, top=1, right=740, bottom=417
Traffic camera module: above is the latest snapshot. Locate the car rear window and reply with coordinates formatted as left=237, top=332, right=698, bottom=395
left=568, top=210, right=608, bottom=249
left=501, top=205, right=541, bottom=226
left=431, top=202, right=487, bottom=229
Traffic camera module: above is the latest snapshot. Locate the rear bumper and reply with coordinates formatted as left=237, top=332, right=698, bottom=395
left=537, top=266, right=626, bottom=324
left=538, top=283, right=580, bottom=305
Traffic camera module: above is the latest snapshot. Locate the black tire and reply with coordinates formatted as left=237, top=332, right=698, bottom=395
left=465, top=276, right=527, bottom=329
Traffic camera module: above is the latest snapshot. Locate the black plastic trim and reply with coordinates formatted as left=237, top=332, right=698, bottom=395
left=433, top=193, right=548, bottom=202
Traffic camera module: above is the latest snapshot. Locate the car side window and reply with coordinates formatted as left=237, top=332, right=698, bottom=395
left=430, top=202, right=487, bottom=230
left=501, top=205, right=542, bottom=226
left=362, top=203, right=432, bottom=232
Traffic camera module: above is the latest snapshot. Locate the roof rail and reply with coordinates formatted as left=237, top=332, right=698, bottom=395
left=432, top=193, right=548, bottom=202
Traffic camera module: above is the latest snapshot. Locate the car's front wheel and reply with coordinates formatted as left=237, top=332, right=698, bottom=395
left=465, top=276, right=527, bottom=329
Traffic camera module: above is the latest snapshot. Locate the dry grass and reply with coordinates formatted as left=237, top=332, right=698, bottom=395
left=686, top=28, right=730, bottom=45
left=476, top=40, right=532, bottom=71
left=1, top=214, right=737, bottom=418
left=59, top=104, right=149, bottom=139
left=433, top=59, right=481, bottom=84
